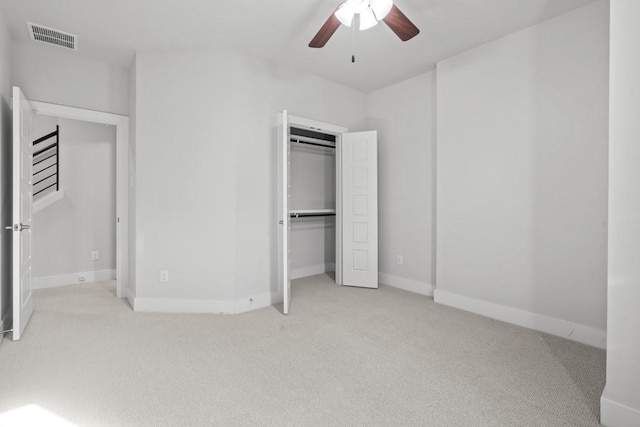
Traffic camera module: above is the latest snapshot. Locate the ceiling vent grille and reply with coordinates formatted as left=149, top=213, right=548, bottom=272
left=27, top=22, right=77, bottom=50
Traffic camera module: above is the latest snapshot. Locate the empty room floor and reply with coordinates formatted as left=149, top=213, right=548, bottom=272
left=0, top=275, right=605, bottom=426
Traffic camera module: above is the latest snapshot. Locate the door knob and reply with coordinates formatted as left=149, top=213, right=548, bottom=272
left=5, top=224, right=30, bottom=231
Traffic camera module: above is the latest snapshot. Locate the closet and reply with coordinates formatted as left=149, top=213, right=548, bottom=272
left=277, top=111, right=378, bottom=314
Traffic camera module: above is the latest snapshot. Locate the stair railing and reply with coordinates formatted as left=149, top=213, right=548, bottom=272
left=33, top=125, right=59, bottom=198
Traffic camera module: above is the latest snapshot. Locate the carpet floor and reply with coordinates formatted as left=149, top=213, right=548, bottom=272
left=0, top=275, right=605, bottom=426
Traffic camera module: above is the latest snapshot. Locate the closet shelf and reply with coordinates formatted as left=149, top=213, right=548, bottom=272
left=290, top=137, right=336, bottom=150
left=289, top=209, right=336, bottom=218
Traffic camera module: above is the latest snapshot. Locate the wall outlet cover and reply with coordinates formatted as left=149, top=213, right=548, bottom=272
left=160, top=270, right=169, bottom=283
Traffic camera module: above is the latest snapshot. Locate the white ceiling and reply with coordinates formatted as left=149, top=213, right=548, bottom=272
left=0, top=0, right=599, bottom=92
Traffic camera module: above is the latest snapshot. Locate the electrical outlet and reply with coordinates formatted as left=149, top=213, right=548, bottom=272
left=160, top=270, right=169, bottom=283
left=396, top=254, right=404, bottom=265
left=78, top=274, right=86, bottom=282
left=91, top=250, right=99, bottom=261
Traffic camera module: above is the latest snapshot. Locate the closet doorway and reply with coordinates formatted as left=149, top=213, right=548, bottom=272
left=277, top=111, right=378, bottom=314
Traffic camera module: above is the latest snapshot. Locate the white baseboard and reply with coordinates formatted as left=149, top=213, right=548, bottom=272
left=433, top=289, right=606, bottom=349
left=133, top=297, right=232, bottom=313
left=379, top=273, right=433, bottom=296
left=234, top=290, right=282, bottom=314
left=291, top=263, right=335, bottom=280
left=33, top=269, right=116, bottom=289
left=601, top=387, right=640, bottom=427
left=133, top=290, right=281, bottom=314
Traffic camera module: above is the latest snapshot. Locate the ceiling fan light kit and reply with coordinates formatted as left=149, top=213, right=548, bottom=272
left=359, top=8, right=379, bottom=30
left=370, top=0, right=394, bottom=20
left=309, top=0, right=419, bottom=48
left=335, top=0, right=394, bottom=29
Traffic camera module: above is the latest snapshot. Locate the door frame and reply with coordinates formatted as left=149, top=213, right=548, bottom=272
left=30, top=101, right=129, bottom=299
left=281, top=113, right=348, bottom=295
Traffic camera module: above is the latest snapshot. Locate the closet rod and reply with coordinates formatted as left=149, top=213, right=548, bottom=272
left=290, top=138, right=336, bottom=150
left=290, top=213, right=336, bottom=218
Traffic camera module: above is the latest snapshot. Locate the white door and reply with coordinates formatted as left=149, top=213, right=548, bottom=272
left=341, top=131, right=378, bottom=288
left=11, top=87, right=35, bottom=340
left=277, top=111, right=292, bottom=314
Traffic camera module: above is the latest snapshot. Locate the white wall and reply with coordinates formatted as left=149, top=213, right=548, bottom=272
left=0, top=9, right=12, bottom=337
left=132, top=50, right=366, bottom=311
left=434, top=1, right=609, bottom=348
left=32, top=114, right=58, bottom=142
left=290, top=142, right=336, bottom=278
left=231, top=54, right=366, bottom=304
left=32, top=118, right=116, bottom=286
left=601, top=0, right=640, bottom=424
left=366, top=71, right=436, bottom=295
left=11, top=41, right=128, bottom=115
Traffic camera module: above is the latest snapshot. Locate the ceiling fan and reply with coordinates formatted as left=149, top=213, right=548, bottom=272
left=309, top=0, right=420, bottom=48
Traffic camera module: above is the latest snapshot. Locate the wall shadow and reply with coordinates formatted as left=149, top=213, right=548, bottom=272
left=1, top=96, right=12, bottom=331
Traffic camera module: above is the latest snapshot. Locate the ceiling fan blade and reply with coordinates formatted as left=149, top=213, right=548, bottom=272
left=383, top=4, right=420, bottom=41
left=309, top=9, right=341, bottom=48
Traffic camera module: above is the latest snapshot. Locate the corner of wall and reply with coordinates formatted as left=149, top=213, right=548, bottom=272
left=365, top=70, right=437, bottom=293
left=379, top=273, right=433, bottom=296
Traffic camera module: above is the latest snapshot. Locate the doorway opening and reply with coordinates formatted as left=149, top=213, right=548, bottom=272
left=31, top=116, right=117, bottom=295
left=278, top=111, right=378, bottom=314
left=30, top=101, right=129, bottom=300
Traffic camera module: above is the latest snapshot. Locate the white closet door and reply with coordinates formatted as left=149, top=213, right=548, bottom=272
left=11, top=86, right=35, bottom=340
left=278, top=111, right=292, bottom=313
left=341, top=131, right=378, bottom=288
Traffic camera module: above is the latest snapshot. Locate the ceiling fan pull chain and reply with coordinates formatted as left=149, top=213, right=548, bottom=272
left=351, top=20, right=356, bottom=63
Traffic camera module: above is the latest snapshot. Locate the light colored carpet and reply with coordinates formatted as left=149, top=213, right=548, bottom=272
left=0, top=275, right=605, bottom=426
